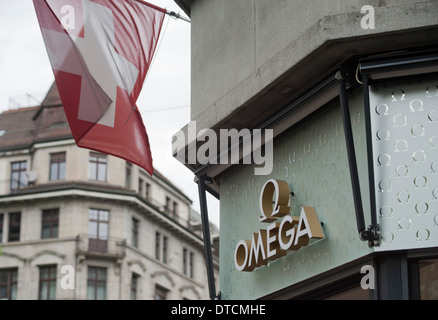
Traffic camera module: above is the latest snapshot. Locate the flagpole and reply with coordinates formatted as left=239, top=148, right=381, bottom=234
left=133, top=0, right=191, bottom=23
left=166, top=10, right=191, bottom=23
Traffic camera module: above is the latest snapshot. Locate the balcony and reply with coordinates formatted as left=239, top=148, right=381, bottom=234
left=76, top=234, right=126, bottom=260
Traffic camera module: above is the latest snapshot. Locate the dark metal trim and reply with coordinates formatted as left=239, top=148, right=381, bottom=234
left=338, top=77, right=366, bottom=235
left=375, top=252, right=410, bottom=300
left=361, top=74, right=380, bottom=247
left=360, top=49, right=438, bottom=76
left=197, top=175, right=220, bottom=300
left=408, top=259, right=420, bottom=300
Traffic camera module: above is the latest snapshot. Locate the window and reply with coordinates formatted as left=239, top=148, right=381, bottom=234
left=125, top=162, right=132, bottom=188
left=165, top=197, right=171, bottom=214
left=163, top=236, right=168, bottom=264
left=323, top=286, right=370, bottom=300
left=49, top=152, right=66, bottom=181
left=183, top=248, right=195, bottom=279
left=172, top=201, right=178, bottom=219
left=10, top=161, right=27, bottom=191
left=155, top=232, right=161, bottom=260
left=41, top=209, right=59, bottom=239
left=189, top=252, right=194, bottom=279
left=87, top=266, right=107, bottom=300
left=89, top=152, right=107, bottom=181
left=88, top=209, right=109, bottom=253
left=138, top=178, right=144, bottom=197
left=132, top=218, right=139, bottom=248
left=164, top=198, right=178, bottom=219
left=0, top=214, right=3, bottom=243
left=418, top=259, right=438, bottom=300
left=130, top=274, right=139, bottom=300
left=39, top=265, right=57, bottom=300
left=183, top=248, right=188, bottom=275
left=0, top=269, right=18, bottom=300
left=145, top=183, right=151, bottom=201
left=88, top=209, right=109, bottom=239
left=155, top=232, right=168, bottom=264
left=154, top=285, right=168, bottom=300
left=8, top=212, right=21, bottom=242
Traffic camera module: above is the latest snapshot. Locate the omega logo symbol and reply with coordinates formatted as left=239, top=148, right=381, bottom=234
left=234, top=179, right=325, bottom=272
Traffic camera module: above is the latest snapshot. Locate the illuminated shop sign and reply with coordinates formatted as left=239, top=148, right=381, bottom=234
left=234, top=179, right=325, bottom=272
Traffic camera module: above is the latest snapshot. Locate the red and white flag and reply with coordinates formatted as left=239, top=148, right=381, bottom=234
left=34, top=0, right=166, bottom=176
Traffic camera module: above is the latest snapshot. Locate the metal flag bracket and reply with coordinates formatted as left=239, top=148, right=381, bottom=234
left=195, top=175, right=221, bottom=300
left=337, top=62, right=381, bottom=248
left=166, top=10, right=191, bottom=23
left=360, top=225, right=381, bottom=248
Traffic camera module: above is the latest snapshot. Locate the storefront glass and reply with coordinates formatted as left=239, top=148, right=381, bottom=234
left=419, top=258, right=438, bottom=300
left=324, top=286, right=369, bottom=300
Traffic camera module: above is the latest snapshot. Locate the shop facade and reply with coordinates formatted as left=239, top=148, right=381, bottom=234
left=220, top=60, right=438, bottom=299
left=173, top=0, right=438, bottom=299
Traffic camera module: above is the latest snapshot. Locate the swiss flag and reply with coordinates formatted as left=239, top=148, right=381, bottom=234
left=34, top=0, right=166, bottom=176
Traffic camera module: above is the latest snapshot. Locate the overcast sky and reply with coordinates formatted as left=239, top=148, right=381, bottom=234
left=0, top=0, right=220, bottom=228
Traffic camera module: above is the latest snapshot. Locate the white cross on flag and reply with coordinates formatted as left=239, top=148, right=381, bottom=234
left=34, top=0, right=166, bottom=176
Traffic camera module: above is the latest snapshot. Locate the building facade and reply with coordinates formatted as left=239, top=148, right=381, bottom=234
left=174, top=0, right=438, bottom=299
left=0, top=84, right=219, bottom=300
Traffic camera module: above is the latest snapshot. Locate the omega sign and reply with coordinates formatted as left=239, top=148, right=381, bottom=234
left=234, top=179, right=325, bottom=272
